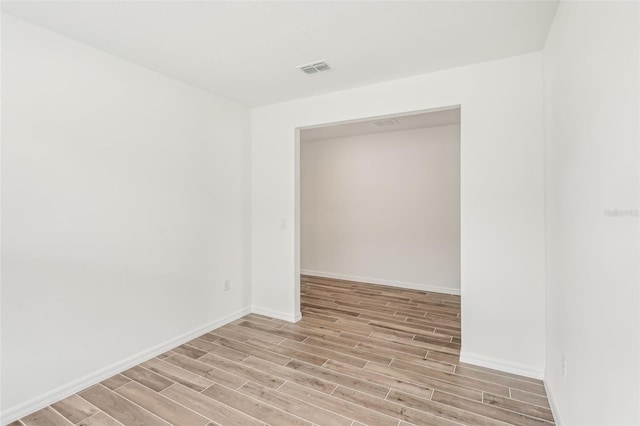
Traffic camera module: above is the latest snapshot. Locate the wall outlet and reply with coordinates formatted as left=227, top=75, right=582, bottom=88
left=224, top=280, right=231, bottom=291
left=562, top=354, right=567, bottom=380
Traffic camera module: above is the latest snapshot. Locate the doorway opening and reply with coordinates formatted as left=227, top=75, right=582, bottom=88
left=295, top=105, right=461, bottom=343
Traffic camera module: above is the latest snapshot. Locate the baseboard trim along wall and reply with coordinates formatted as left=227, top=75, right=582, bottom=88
left=544, top=381, right=563, bottom=426
left=0, top=307, right=252, bottom=426
left=301, top=269, right=461, bottom=296
left=251, top=306, right=302, bottom=323
left=459, top=351, right=545, bottom=380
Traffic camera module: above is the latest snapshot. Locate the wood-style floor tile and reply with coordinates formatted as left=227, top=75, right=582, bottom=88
left=281, top=338, right=369, bottom=368
left=50, top=394, right=99, bottom=424
left=510, top=388, right=552, bottom=409
left=322, top=359, right=434, bottom=400
left=21, top=407, right=73, bottom=426
left=140, top=357, right=213, bottom=392
left=213, top=337, right=291, bottom=365
left=202, top=384, right=312, bottom=426
left=432, top=390, right=552, bottom=426
left=160, top=384, right=264, bottom=426
left=241, top=356, right=338, bottom=394
left=483, top=393, right=554, bottom=422
left=78, top=385, right=170, bottom=426
left=238, top=381, right=352, bottom=426
left=387, top=389, right=509, bottom=426
left=76, top=412, right=124, bottom=426
left=199, top=353, right=285, bottom=389
left=284, top=359, right=390, bottom=398
left=245, top=337, right=328, bottom=366
left=114, top=381, right=209, bottom=426
left=454, top=365, right=546, bottom=395
left=163, top=354, right=247, bottom=389
left=333, top=385, right=461, bottom=426
left=120, top=366, right=173, bottom=393
left=99, top=374, right=130, bottom=391
left=366, top=361, right=484, bottom=401
left=279, top=382, right=398, bottom=426
left=16, top=275, right=554, bottom=426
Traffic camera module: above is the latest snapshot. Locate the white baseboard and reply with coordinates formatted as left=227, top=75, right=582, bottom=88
left=544, top=380, right=563, bottom=426
left=252, top=306, right=301, bottom=323
left=0, top=307, right=252, bottom=426
left=459, top=351, right=544, bottom=380
left=301, top=269, right=461, bottom=296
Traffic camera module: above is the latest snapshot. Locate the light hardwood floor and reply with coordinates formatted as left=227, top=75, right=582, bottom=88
left=14, top=275, right=554, bottom=426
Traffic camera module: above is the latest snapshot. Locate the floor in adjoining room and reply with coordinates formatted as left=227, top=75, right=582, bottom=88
left=14, top=275, right=554, bottom=426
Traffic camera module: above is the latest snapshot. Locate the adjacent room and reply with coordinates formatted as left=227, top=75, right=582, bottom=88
left=300, top=107, right=461, bottom=295
left=1, top=1, right=638, bottom=426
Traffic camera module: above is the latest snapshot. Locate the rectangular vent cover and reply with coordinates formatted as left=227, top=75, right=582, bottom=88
left=373, top=118, right=399, bottom=127
left=298, top=60, right=331, bottom=74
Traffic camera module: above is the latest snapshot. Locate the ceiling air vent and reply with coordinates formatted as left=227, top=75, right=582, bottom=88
left=297, top=60, right=331, bottom=75
left=373, top=118, right=399, bottom=127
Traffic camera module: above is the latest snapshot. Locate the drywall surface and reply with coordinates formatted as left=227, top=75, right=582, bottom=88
left=543, top=2, right=639, bottom=424
left=300, top=125, right=461, bottom=293
left=1, top=15, right=251, bottom=419
left=251, top=52, right=546, bottom=376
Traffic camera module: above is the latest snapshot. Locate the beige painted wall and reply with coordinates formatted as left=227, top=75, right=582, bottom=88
left=1, top=15, right=251, bottom=419
left=301, top=125, right=460, bottom=293
left=543, top=2, right=639, bottom=424
left=252, top=52, right=546, bottom=376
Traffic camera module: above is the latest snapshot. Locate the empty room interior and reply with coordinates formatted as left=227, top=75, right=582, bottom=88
left=300, top=108, right=461, bottom=296
left=1, top=1, right=638, bottom=426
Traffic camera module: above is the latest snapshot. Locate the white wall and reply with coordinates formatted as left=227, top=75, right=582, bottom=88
left=543, top=2, right=639, bottom=424
left=251, top=52, right=546, bottom=377
left=300, top=125, right=461, bottom=294
left=1, top=15, right=251, bottom=422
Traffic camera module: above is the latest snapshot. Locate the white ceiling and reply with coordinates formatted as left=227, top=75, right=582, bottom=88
left=301, top=107, right=460, bottom=141
left=1, top=1, right=558, bottom=107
